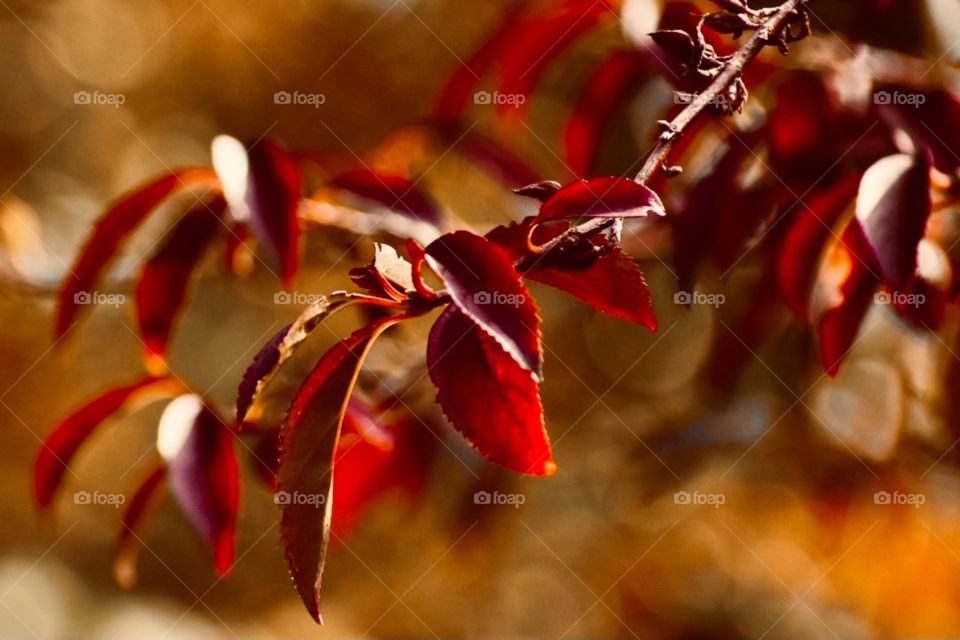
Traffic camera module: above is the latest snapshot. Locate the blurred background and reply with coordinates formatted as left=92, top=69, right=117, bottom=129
left=2, top=0, right=960, bottom=637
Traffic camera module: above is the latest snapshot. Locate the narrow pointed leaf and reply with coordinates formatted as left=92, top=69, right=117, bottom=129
left=56, top=168, right=214, bottom=338
left=537, top=177, right=666, bottom=221
left=34, top=377, right=179, bottom=508
left=157, top=395, right=239, bottom=575
left=425, top=231, right=542, bottom=379
left=428, top=306, right=555, bottom=475
left=279, top=316, right=402, bottom=623
left=136, top=195, right=227, bottom=367
left=113, top=465, right=167, bottom=588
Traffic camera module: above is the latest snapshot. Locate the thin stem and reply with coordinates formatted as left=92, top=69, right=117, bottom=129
left=533, top=0, right=810, bottom=256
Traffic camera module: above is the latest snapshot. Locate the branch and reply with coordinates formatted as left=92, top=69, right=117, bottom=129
left=532, top=0, right=812, bottom=256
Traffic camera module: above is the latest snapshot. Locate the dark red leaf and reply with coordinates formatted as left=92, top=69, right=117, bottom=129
left=157, top=395, right=239, bottom=576
left=818, top=221, right=881, bottom=376
left=565, top=50, right=649, bottom=176
left=56, top=168, right=215, bottom=339
left=136, top=195, right=227, bottom=370
left=649, top=30, right=697, bottom=65
left=425, top=231, right=543, bottom=378
left=530, top=247, right=656, bottom=329
left=496, top=0, right=615, bottom=119
left=278, top=316, right=402, bottom=623
left=113, top=465, right=167, bottom=588
left=330, top=169, right=441, bottom=226
left=236, top=293, right=399, bottom=423
left=428, top=306, right=554, bottom=476
left=778, top=174, right=861, bottom=319
left=432, top=3, right=527, bottom=123
left=216, top=137, right=302, bottom=287
left=537, top=177, right=666, bottom=222
left=855, top=151, right=932, bottom=288
left=34, top=377, right=179, bottom=508
left=876, top=86, right=960, bottom=173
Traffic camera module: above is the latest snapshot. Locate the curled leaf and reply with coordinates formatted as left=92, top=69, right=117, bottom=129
left=136, top=195, right=227, bottom=370
left=157, top=395, right=239, bottom=575
left=425, top=231, right=543, bottom=379
left=56, top=168, right=215, bottom=338
left=855, top=152, right=932, bottom=288
left=34, top=377, right=180, bottom=508
left=212, top=136, right=302, bottom=287
left=428, top=306, right=555, bottom=476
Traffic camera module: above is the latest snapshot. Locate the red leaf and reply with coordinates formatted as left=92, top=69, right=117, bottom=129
left=876, top=86, right=960, bottom=173
left=778, top=174, right=861, bottom=319
left=855, top=152, right=932, bottom=288
left=56, top=168, right=215, bottom=339
left=236, top=293, right=399, bottom=423
left=530, top=248, right=656, bottom=329
left=214, top=136, right=302, bottom=287
left=432, top=3, right=526, bottom=123
left=425, top=231, right=543, bottom=378
left=428, top=306, right=555, bottom=476
left=330, top=169, right=440, bottom=226
left=278, top=316, right=402, bottom=623
left=817, top=221, right=881, bottom=376
left=136, top=195, right=227, bottom=370
left=34, top=377, right=179, bottom=508
left=113, top=465, right=167, bottom=588
left=537, top=177, right=666, bottom=222
left=565, top=50, right=649, bottom=176
left=157, top=395, right=239, bottom=576
left=497, top=0, right=615, bottom=120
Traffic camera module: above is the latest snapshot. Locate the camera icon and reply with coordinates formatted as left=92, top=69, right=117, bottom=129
left=674, top=291, right=692, bottom=305
left=73, top=90, right=91, bottom=105
left=274, top=91, right=292, bottom=105
left=874, top=291, right=891, bottom=304
left=274, top=291, right=292, bottom=304
left=473, top=490, right=491, bottom=505
left=874, top=490, right=891, bottom=505
left=73, top=490, right=91, bottom=505
left=473, top=91, right=492, bottom=105
left=274, top=491, right=291, bottom=505
left=673, top=490, right=691, bottom=505
left=874, top=91, right=891, bottom=105
left=74, top=291, right=92, bottom=304
left=473, top=291, right=492, bottom=305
